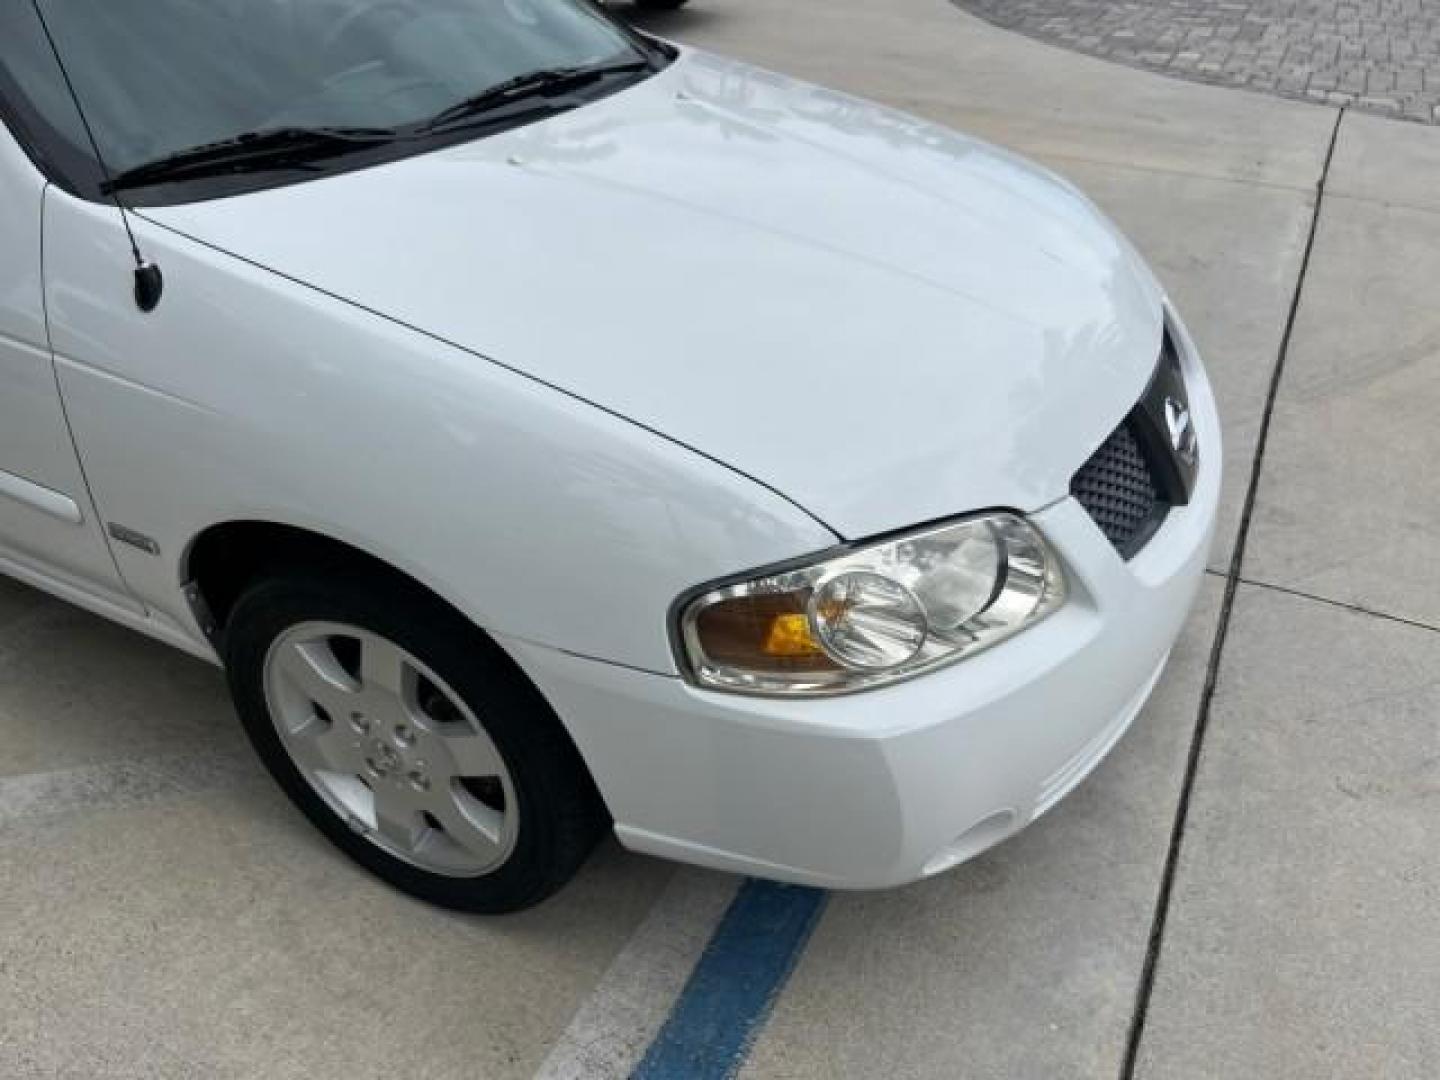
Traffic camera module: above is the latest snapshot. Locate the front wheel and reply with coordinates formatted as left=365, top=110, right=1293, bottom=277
left=223, top=568, right=606, bottom=913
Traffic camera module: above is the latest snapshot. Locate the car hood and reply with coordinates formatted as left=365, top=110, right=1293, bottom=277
left=145, top=48, right=1165, bottom=541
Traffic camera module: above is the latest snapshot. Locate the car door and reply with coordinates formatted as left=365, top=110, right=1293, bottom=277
left=0, top=115, right=141, bottom=612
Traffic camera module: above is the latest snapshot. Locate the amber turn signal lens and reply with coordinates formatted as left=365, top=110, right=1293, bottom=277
left=691, top=591, right=838, bottom=674
left=762, top=613, right=822, bottom=657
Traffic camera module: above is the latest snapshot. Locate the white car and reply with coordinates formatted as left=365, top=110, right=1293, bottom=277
left=0, top=0, right=1218, bottom=912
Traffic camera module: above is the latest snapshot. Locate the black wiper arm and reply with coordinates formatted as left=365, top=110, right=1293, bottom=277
left=105, top=126, right=398, bottom=192
left=420, top=59, right=652, bottom=134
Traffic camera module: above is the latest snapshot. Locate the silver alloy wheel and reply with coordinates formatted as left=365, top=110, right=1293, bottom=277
left=262, top=621, right=519, bottom=877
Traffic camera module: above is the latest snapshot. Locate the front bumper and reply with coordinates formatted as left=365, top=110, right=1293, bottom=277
left=504, top=317, right=1221, bottom=889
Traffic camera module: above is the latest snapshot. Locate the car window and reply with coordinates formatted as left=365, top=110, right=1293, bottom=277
left=3, top=0, right=655, bottom=195
left=0, top=4, right=95, bottom=185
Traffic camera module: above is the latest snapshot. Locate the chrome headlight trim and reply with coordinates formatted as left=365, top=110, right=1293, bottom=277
left=672, top=512, right=1066, bottom=697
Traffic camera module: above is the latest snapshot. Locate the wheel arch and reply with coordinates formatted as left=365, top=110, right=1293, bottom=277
left=183, top=519, right=480, bottom=651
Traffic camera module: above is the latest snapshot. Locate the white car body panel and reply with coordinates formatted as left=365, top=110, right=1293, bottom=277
left=144, top=50, right=1167, bottom=540
left=0, top=127, right=140, bottom=611
left=0, top=41, right=1220, bottom=890
left=503, top=310, right=1220, bottom=887
left=42, top=188, right=835, bottom=674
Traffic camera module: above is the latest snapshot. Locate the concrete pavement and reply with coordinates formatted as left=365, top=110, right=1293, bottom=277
left=1135, top=584, right=1440, bottom=1079
left=3, top=2, right=1438, bottom=1077
left=1136, top=108, right=1440, bottom=1079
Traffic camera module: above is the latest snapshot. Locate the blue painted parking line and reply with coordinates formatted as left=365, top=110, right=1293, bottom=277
left=630, top=880, right=829, bottom=1080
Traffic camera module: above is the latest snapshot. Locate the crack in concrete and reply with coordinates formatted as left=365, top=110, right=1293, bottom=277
left=1119, top=104, right=1349, bottom=1079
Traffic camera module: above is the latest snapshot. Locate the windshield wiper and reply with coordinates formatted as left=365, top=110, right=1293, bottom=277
left=420, top=58, right=653, bottom=134
left=105, top=126, right=399, bottom=192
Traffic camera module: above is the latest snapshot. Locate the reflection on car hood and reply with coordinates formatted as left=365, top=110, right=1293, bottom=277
left=146, top=48, right=1165, bottom=540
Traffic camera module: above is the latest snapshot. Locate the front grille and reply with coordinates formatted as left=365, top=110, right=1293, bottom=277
left=1071, top=418, right=1164, bottom=557
left=1071, top=326, right=1199, bottom=559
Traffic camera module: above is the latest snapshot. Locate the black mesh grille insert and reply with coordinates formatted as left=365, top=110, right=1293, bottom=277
left=1071, top=419, right=1164, bottom=557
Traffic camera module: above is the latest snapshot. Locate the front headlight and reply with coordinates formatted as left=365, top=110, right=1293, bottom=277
left=676, top=513, right=1065, bottom=696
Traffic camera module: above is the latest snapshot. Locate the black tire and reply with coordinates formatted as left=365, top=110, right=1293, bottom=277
left=223, top=565, right=607, bottom=914
left=633, top=0, right=689, bottom=10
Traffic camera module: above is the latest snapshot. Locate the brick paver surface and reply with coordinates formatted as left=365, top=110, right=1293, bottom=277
left=955, top=0, right=1440, bottom=123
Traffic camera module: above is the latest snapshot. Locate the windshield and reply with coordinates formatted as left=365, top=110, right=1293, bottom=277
left=2, top=0, right=658, bottom=199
